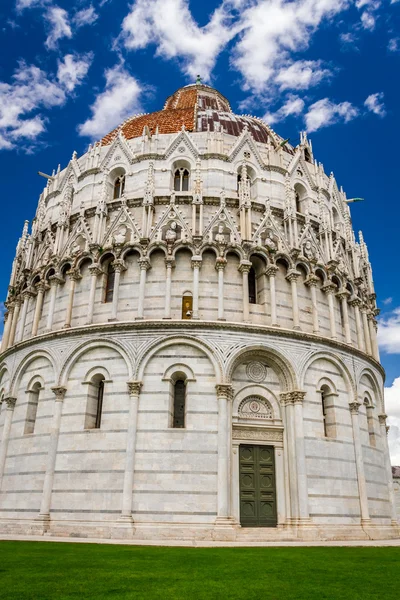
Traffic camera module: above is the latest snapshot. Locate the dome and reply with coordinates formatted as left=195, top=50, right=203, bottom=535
left=101, top=82, right=293, bottom=151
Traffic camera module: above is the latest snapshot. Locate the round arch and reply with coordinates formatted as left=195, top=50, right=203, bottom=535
left=300, top=350, right=356, bottom=400
left=136, top=335, right=223, bottom=383
left=59, top=338, right=133, bottom=386
left=11, top=349, right=57, bottom=396
left=225, top=345, right=297, bottom=391
left=358, top=367, right=384, bottom=413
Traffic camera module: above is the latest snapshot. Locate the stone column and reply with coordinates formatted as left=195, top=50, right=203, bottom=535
left=322, top=282, right=337, bottom=340
left=378, top=414, right=398, bottom=524
left=46, top=276, right=63, bottom=332
left=17, top=291, right=32, bottom=342
left=349, top=402, right=370, bottom=524
left=239, top=261, right=252, bottom=323
left=0, top=397, right=16, bottom=490
left=215, top=258, right=227, bottom=321
left=0, top=309, right=13, bottom=352
left=265, top=265, right=279, bottom=326
left=368, top=315, right=380, bottom=361
left=164, top=258, right=175, bottom=319
left=110, top=260, right=125, bottom=321
left=87, top=264, right=102, bottom=325
left=64, top=271, right=80, bottom=329
left=8, top=299, right=21, bottom=347
left=191, top=257, right=202, bottom=320
left=305, top=275, right=320, bottom=334
left=215, top=384, right=233, bottom=523
left=136, top=258, right=150, bottom=320
left=280, top=392, right=298, bottom=521
left=286, top=270, right=301, bottom=330
left=37, top=387, right=67, bottom=525
left=120, top=381, right=142, bottom=522
left=361, top=307, right=372, bottom=356
left=349, top=297, right=365, bottom=351
left=32, top=282, right=46, bottom=337
left=337, top=290, right=352, bottom=344
left=292, top=391, right=309, bottom=521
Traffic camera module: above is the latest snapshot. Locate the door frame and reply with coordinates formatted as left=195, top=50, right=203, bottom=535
left=231, top=429, right=286, bottom=526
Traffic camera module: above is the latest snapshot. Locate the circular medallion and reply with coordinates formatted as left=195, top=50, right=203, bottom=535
left=178, top=146, right=185, bottom=153
left=246, top=361, right=267, bottom=383
left=249, top=400, right=261, bottom=413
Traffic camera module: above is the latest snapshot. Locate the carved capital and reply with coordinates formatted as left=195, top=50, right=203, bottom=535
left=349, top=401, right=360, bottom=415
left=88, top=263, right=104, bottom=277
left=322, top=282, right=337, bottom=295
left=35, top=280, right=47, bottom=293
left=49, top=274, right=65, bottom=287
left=285, top=269, right=300, bottom=283
left=349, top=296, right=361, bottom=308
left=265, top=265, right=279, bottom=278
left=67, top=269, right=82, bottom=282
left=280, top=390, right=306, bottom=405
left=336, top=290, right=350, bottom=301
left=51, top=386, right=67, bottom=401
left=111, top=259, right=126, bottom=273
left=4, top=397, right=16, bottom=410
left=127, top=381, right=142, bottom=396
left=238, top=260, right=252, bottom=274
left=165, top=258, right=175, bottom=269
left=138, top=258, right=151, bottom=271
left=215, top=258, right=227, bottom=271
left=191, top=256, right=202, bottom=270
left=304, top=274, right=319, bottom=288
left=216, top=384, right=233, bottom=401
left=378, top=413, right=388, bottom=425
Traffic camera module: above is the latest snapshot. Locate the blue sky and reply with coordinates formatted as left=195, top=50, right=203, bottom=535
left=1, top=0, right=400, bottom=458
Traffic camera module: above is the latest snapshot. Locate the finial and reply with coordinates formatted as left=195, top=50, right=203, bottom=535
left=196, top=74, right=202, bottom=84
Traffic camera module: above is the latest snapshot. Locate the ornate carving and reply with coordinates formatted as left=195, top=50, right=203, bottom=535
left=233, top=428, right=283, bottom=442
left=279, top=390, right=306, bottom=405
left=378, top=413, right=388, bottom=425
left=238, top=396, right=273, bottom=419
left=349, top=401, right=360, bottom=414
left=127, top=381, right=142, bottom=396
left=4, top=397, right=16, bottom=409
left=216, top=384, right=233, bottom=401
left=51, top=386, right=67, bottom=401
left=246, top=361, right=267, bottom=383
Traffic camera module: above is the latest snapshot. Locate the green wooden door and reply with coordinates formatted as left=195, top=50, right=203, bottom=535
left=239, top=444, right=277, bottom=527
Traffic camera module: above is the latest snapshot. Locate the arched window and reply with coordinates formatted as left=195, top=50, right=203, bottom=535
left=113, top=175, right=125, bottom=199
left=182, top=295, right=193, bottom=319
left=105, top=261, right=115, bottom=303
left=364, top=398, right=376, bottom=447
left=248, top=267, right=256, bottom=304
left=295, top=192, right=301, bottom=214
left=174, top=168, right=190, bottom=192
left=85, top=375, right=105, bottom=430
left=25, top=381, right=41, bottom=435
left=173, top=379, right=186, bottom=428
left=320, top=385, right=336, bottom=438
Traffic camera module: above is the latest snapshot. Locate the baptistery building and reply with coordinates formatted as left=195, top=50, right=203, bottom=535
left=0, top=82, right=397, bottom=541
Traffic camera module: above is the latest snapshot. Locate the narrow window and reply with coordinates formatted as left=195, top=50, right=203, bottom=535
left=295, top=192, right=301, bottom=214
left=85, top=375, right=105, bottom=430
left=237, top=173, right=241, bottom=192
left=174, top=169, right=190, bottom=192
left=320, top=385, right=336, bottom=438
left=248, top=267, right=256, bottom=304
left=304, top=148, right=312, bottom=163
left=25, top=382, right=41, bottom=435
left=173, top=380, right=186, bottom=428
left=113, top=176, right=125, bottom=199
left=364, top=399, right=376, bottom=447
left=182, top=295, right=193, bottom=319
left=105, top=262, right=115, bottom=303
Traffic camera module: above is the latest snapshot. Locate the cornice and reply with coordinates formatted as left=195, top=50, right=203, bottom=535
left=0, top=318, right=384, bottom=378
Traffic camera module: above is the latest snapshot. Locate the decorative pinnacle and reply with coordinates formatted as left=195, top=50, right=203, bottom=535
left=196, top=74, right=202, bottom=84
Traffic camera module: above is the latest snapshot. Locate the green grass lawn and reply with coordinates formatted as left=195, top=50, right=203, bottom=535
left=1, top=541, right=399, bottom=599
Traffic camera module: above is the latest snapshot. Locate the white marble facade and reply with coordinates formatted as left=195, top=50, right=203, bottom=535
left=0, top=83, right=398, bottom=541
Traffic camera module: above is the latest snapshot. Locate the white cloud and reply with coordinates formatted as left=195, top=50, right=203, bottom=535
left=275, top=60, right=332, bottom=90
left=15, top=0, right=49, bottom=10
left=340, top=31, right=359, bottom=50
left=78, top=64, right=143, bottom=139
left=304, top=97, right=358, bottom=132
left=360, top=11, right=376, bottom=30
left=378, top=308, right=400, bottom=353
left=73, top=5, right=99, bottom=28
left=264, top=95, right=305, bottom=124
left=57, top=53, right=92, bottom=92
left=0, top=56, right=90, bottom=151
left=383, top=297, right=393, bottom=306
left=45, top=6, right=72, bottom=50
left=232, top=0, right=349, bottom=93
left=384, top=378, right=400, bottom=465
left=365, top=92, right=386, bottom=117
left=121, top=0, right=237, bottom=81
left=388, top=38, right=400, bottom=52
